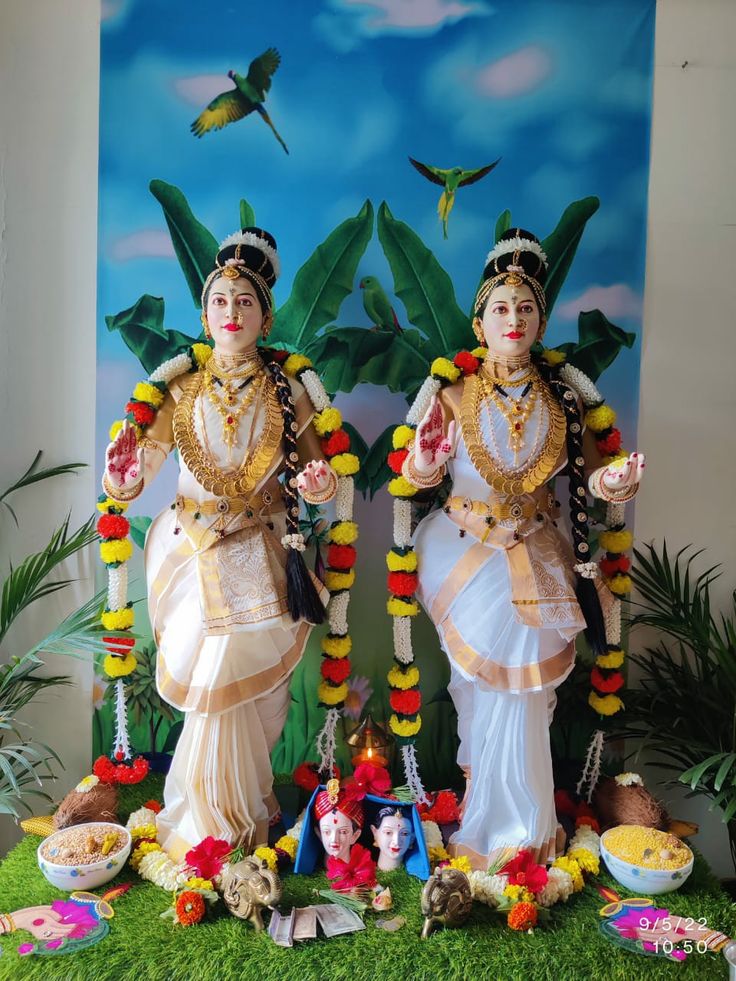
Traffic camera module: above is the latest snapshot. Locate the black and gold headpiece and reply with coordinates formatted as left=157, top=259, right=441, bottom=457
left=200, top=226, right=279, bottom=312
left=474, top=227, right=549, bottom=317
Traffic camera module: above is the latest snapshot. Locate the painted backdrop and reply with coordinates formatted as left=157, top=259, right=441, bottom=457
left=96, top=0, right=655, bottom=787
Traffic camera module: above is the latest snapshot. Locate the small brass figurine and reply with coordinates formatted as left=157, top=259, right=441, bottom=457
left=221, top=858, right=282, bottom=931
left=420, top=867, right=473, bottom=939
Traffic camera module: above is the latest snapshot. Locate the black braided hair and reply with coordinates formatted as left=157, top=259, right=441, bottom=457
left=540, top=362, right=607, bottom=656
left=266, top=358, right=326, bottom=625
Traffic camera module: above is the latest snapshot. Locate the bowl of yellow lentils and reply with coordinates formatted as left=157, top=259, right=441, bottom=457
left=37, top=822, right=131, bottom=891
left=600, top=825, right=694, bottom=894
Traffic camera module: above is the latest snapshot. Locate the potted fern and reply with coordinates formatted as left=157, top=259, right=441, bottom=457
left=612, top=542, right=736, bottom=874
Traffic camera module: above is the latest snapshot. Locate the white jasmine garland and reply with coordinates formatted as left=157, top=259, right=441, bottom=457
left=218, top=230, right=280, bottom=277
left=393, top=616, right=414, bottom=664
left=281, top=533, right=306, bottom=552
left=137, top=849, right=188, bottom=891
left=300, top=369, right=331, bottom=412
left=393, top=499, right=413, bottom=548
left=126, top=807, right=158, bottom=830
left=606, top=501, right=626, bottom=527
left=406, top=377, right=442, bottom=426
left=604, top=598, right=622, bottom=646
left=420, top=819, right=443, bottom=850
left=149, top=352, right=192, bottom=385
left=569, top=827, right=601, bottom=858
left=485, top=236, right=549, bottom=270
left=328, top=590, right=350, bottom=636
left=559, top=363, right=602, bottom=407
left=538, top=867, right=574, bottom=907
left=107, top=563, right=128, bottom=611
left=335, top=476, right=354, bottom=522
left=286, top=807, right=307, bottom=842
left=468, top=871, right=508, bottom=908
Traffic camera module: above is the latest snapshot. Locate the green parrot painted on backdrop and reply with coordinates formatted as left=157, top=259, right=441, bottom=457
left=409, top=156, right=501, bottom=238
left=359, top=276, right=401, bottom=333
left=190, top=48, right=289, bottom=154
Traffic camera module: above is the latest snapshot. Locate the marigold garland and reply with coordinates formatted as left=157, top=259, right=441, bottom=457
left=508, top=901, right=538, bottom=931
left=174, top=890, right=206, bottom=927
left=386, top=549, right=418, bottom=573
left=392, top=425, right=415, bottom=450
left=321, top=634, right=352, bottom=658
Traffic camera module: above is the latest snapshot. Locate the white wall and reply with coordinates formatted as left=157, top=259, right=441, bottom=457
left=0, top=0, right=734, bottom=874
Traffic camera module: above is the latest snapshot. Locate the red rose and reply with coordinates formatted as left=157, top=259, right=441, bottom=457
left=185, top=836, right=233, bottom=880
left=125, top=401, right=155, bottom=426
left=327, top=544, right=357, bottom=570
left=600, top=555, right=631, bottom=576
left=387, top=449, right=409, bottom=474
left=322, top=429, right=351, bottom=457
left=453, top=351, right=480, bottom=375
left=389, top=688, right=422, bottom=715
left=387, top=571, right=418, bottom=597
left=321, top=657, right=352, bottom=684
left=596, top=428, right=622, bottom=454
left=591, top=667, right=625, bottom=694
left=97, top=514, right=130, bottom=540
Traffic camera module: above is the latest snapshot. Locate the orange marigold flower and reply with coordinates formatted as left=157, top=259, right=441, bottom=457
left=175, top=890, right=206, bottom=927
left=508, top=901, right=538, bottom=931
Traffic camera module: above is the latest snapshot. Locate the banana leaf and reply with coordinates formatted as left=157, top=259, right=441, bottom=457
left=377, top=202, right=473, bottom=355
left=304, top=326, right=430, bottom=397
left=359, top=425, right=395, bottom=500
left=129, top=516, right=153, bottom=550
left=541, top=196, right=600, bottom=314
left=341, top=422, right=369, bottom=495
left=269, top=201, right=374, bottom=350
left=494, top=209, right=512, bottom=243
left=149, top=179, right=219, bottom=307
left=106, top=294, right=199, bottom=375
left=557, top=309, right=636, bottom=382
left=239, top=198, right=256, bottom=228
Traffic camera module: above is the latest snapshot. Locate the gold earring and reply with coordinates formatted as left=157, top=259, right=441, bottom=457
left=261, top=313, right=273, bottom=340
left=472, top=316, right=484, bottom=343
left=200, top=313, right=211, bottom=339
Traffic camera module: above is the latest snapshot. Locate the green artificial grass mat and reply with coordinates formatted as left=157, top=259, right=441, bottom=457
left=0, top=776, right=733, bottom=981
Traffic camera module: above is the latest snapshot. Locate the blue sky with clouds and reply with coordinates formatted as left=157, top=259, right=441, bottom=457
left=98, top=0, right=655, bottom=495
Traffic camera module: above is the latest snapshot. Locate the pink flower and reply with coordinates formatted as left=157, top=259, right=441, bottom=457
left=343, top=763, right=392, bottom=802
left=185, top=836, right=232, bottom=879
left=326, top=844, right=377, bottom=892
left=499, top=849, right=548, bottom=895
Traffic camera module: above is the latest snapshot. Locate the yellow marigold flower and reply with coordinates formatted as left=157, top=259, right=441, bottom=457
left=97, top=497, right=128, bottom=514
left=596, top=648, right=625, bottom=669
left=428, top=845, right=450, bottom=867
left=386, top=549, right=417, bottom=573
left=324, top=569, right=355, bottom=592
left=389, top=714, right=421, bottom=737
left=541, top=348, right=567, bottom=366
left=330, top=453, right=360, bottom=476
left=387, top=476, right=418, bottom=498
left=585, top=404, right=616, bottom=433
left=328, top=521, right=358, bottom=545
left=101, top=607, right=134, bottom=631
left=104, top=652, right=137, bottom=678
left=318, top=681, right=349, bottom=705
left=275, top=835, right=298, bottom=861
left=130, top=841, right=161, bottom=870
left=313, top=407, right=342, bottom=436
left=282, top=354, right=313, bottom=377
left=254, top=846, right=279, bottom=872
left=568, top=847, right=599, bottom=875
left=321, top=634, right=352, bottom=658
left=599, top=529, right=633, bottom=554
left=133, top=381, right=164, bottom=408
left=588, top=691, right=624, bottom=716
left=130, top=823, right=158, bottom=841
left=100, top=539, right=133, bottom=565
left=109, top=420, right=124, bottom=441
left=387, top=597, right=420, bottom=617
left=607, top=574, right=632, bottom=596
left=392, top=425, right=416, bottom=450
left=471, top=346, right=488, bottom=359
left=504, top=884, right=534, bottom=903
left=185, top=877, right=213, bottom=891
left=191, top=342, right=213, bottom=367
left=553, top=856, right=584, bottom=892
left=602, top=452, right=629, bottom=468
left=431, top=357, right=461, bottom=384
left=449, top=856, right=472, bottom=874
left=387, top=665, right=420, bottom=689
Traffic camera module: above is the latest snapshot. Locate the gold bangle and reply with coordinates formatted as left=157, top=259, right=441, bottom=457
left=300, top=468, right=338, bottom=505
left=102, top=470, right=143, bottom=502
left=401, top=450, right=445, bottom=489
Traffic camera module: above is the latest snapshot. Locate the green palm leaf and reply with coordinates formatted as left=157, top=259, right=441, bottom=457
left=0, top=453, right=85, bottom=525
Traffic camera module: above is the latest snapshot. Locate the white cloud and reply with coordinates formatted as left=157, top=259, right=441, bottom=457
left=474, top=45, right=552, bottom=98
left=174, top=74, right=230, bottom=108
left=557, top=283, right=642, bottom=321
left=108, top=229, right=175, bottom=262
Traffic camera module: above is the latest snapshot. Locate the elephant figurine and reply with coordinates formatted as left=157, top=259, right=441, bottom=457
left=420, top=867, right=473, bottom=939
left=221, top=859, right=282, bottom=931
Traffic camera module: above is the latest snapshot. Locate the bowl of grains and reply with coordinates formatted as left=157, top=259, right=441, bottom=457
left=600, top=824, right=694, bottom=895
left=37, top=822, right=132, bottom=891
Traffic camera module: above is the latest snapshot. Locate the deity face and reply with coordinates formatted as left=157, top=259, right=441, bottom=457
left=371, top=812, right=414, bottom=870
left=205, top=274, right=265, bottom=353
left=317, top=809, right=361, bottom=863
left=480, top=283, right=541, bottom=358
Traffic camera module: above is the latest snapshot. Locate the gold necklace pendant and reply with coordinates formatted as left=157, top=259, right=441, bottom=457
left=203, top=368, right=263, bottom=450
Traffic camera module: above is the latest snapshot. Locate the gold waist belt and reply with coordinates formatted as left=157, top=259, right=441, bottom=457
left=444, top=495, right=547, bottom=524
left=174, top=494, right=268, bottom=518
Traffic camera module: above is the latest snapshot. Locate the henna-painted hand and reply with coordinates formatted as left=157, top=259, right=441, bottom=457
left=105, top=421, right=144, bottom=489
left=414, top=396, right=455, bottom=474
left=296, top=459, right=333, bottom=496
left=602, top=451, right=645, bottom=493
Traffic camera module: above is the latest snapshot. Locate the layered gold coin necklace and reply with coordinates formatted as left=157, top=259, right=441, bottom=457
left=202, top=351, right=265, bottom=461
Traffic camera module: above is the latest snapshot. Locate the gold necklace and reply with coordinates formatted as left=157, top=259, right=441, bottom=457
left=461, top=370, right=567, bottom=495
left=486, top=377, right=538, bottom=460
left=173, top=369, right=284, bottom=498
left=203, top=368, right=264, bottom=454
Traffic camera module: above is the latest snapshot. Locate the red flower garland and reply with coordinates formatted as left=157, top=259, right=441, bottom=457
left=92, top=754, right=149, bottom=785
left=97, top=514, right=130, bottom=540
left=321, top=657, right=352, bottom=685
left=599, top=555, right=631, bottom=577
left=125, top=401, right=156, bottom=426
left=327, top=544, right=357, bottom=570
left=590, top=666, right=625, bottom=693
left=387, top=449, right=409, bottom=474
left=596, top=428, right=622, bottom=455
left=389, top=688, right=422, bottom=715
left=453, top=351, right=480, bottom=375
left=293, top=761, right=341, bottom=791
left=386, top=571, right=418, bottom=597
left=322, top=429, right=351, bottom=457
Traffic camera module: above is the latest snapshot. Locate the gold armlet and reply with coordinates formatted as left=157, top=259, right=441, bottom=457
left=401, top=450, right=445, bottom=490
left=102, top=470, right=144, bottom=502
left=300, top=468, right=338, bottom=505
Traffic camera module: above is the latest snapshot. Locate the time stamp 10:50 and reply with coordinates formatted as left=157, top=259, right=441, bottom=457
left=639, top=916, right=711, bottom=955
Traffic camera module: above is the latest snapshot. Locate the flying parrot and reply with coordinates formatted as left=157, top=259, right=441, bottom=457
left=359, top=276, right=401, bottom=333
left=408, top=157, right=501, bottom=238
left=190, top=48, right=289, bottom=154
